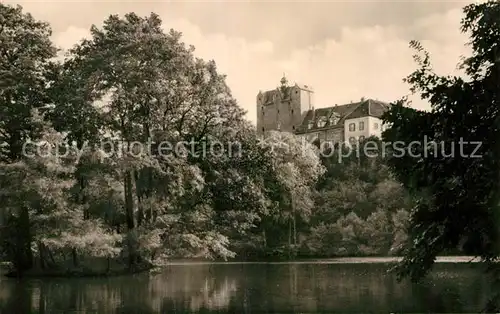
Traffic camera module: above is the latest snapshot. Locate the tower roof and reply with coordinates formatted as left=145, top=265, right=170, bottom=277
left=280, top=73, right=288, bottom=86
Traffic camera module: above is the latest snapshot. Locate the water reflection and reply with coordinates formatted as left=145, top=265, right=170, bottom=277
left=0, top=262, right=488, bottom=313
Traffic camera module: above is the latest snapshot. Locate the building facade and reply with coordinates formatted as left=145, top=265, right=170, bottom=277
left=256, top=76, right=314, bottom=135
left=257, top=76, right=391, bottom=145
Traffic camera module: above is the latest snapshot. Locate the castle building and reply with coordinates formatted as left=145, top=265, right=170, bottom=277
left=256, top=76, right=391, bottom=145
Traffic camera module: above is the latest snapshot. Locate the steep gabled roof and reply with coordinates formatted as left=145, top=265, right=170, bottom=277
left=296, top=99, right=391, bottom=133
left=368, top=99, right=392, bottom=117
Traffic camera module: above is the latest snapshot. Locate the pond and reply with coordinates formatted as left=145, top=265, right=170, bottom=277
left=0, top=259, right=490, bottom=313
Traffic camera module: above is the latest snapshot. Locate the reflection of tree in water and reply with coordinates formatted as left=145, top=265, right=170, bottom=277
left=147, top=264, right=239, bottom=312
left=188, top=276, right=237, bottom=310
left=0, top=263, right=490, bottom=313
left=0, top=279, right=125, bottom=313
left=0, top=264, right=241, bottom=313
left=261, top=263, right=487, bottom=313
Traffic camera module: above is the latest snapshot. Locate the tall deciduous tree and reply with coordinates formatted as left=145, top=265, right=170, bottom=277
left=60, top=12, right=269, bottom=265
left=0, top=4, right=58, bottom=273
left=259, top=131, right=325, bottom=255
left=382, top=2, right=500, bottom=308
left=0, top=4, right=57, bottom=162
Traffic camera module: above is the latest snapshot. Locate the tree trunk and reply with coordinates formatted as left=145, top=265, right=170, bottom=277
left=262, top=229, right=267, bottom=249
left=134, top=170, right=144, bottom=227
left=124, top=170, right=135, bottom=230
left=80, top=176, right=89, bottom=220
left=288, top=217, right=292, bottom=258
left=124, top=170, right=137, bottom=268
left=7, top=128, right=23, bottom=162
left=72, top=248, right=79, bottom=267
left=75, top=135, right=89, bottom=220
left=47, top=248, right=56, bottom=267
left=14, top=207, right=33, bottom=274
left=38, top=242, right=46, bottom=270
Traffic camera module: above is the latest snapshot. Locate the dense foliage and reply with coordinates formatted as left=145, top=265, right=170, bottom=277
left=380, top=0, right=500, bottom=309
left=303, top=138, right=411, bottom=257
left=0, top=4, right=411, bottom=276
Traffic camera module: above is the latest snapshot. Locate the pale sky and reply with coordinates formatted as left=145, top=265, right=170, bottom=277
left=8, top=0, right=473, bottom=124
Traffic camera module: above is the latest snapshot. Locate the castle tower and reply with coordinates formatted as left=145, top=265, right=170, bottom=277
left=256, top=75, right=314, bottom=135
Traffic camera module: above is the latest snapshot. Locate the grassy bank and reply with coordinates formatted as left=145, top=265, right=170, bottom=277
left=0, top=257, right=156, bottom=278
left=3, top=266, right=155, bottom=278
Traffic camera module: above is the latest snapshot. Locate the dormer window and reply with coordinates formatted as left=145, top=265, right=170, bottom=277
left=308, top=120, right=314, bottom=129
left=317, top=116, right=327, bottom=128
left=329, top=115, right=339, bottom=126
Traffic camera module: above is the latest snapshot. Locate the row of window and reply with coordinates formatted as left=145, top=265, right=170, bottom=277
left=262, top=126, right=295, bottom=132
left=261, top=121, right=383, bottom=133
left=303, top=135, right=366, bottom=145
left=349, top=136, right=365, bottom=143
left=262, top=108, right=294, bottom=115
left=348, top=121, right=380, bottom=132
left=307, top=115, right=339, bottom=129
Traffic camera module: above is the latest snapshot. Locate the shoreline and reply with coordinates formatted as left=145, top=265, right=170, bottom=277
left=1, top=256, right=481, bottom=279
left=164, top=256, right=481, bottom=266
left=1, top=264, right=156, bottom=279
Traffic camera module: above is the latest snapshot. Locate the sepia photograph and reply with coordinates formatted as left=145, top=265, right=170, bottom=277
left=0, top=0, right=499, bottom=312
